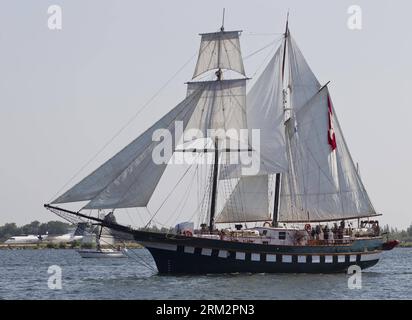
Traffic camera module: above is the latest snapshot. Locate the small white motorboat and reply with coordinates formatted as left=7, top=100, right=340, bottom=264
left=78, top=247, right=127, bottom=258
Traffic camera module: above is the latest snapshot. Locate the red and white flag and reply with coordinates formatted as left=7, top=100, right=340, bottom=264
left=327, top=94, right=337, bottom=151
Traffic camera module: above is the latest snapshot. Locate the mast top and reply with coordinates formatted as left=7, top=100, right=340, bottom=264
left=284, top=11, right=290, bottom=38
left=221, top=8, right=225, bottom=32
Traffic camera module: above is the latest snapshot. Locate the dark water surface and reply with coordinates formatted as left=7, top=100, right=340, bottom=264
left=0, top=248, right=410, bottom=299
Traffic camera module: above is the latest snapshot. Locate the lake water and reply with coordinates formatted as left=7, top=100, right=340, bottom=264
left=0, top=248, right=410, bottom=300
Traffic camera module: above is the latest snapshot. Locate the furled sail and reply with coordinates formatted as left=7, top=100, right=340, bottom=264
left=193, top=31, right=245, bottom=79
left=185, top=79, right=247, bottom=143
left=246, top=41, right=288, bottom=174
left=52, top=88, right=205, bottom=209
left=216, top=175, right=270, bottom=223
left=278, top=87, right=376, bottom=222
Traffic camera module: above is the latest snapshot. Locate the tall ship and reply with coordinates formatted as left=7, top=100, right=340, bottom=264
left=45, top=17, right=398, bottom=274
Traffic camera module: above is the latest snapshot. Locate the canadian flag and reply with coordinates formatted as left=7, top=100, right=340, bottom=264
left=327, top=94, right=337, bottom=151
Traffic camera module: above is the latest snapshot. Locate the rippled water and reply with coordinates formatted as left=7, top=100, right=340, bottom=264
left=0, top=248, right=410, bottom=299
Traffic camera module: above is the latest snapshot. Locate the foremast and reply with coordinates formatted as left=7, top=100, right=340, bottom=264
left=272, top=14, right=289, bottom=228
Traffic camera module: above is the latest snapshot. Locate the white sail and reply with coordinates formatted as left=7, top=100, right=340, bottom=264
left=193, top=31, right=245, bottom=79
left=216, top=175, right=270, bottom=223
left=246, top=41, right=288, bottom=174
left=186, top=79, right=247, bottom=142
left=288, top=35, right=320, bottom=112
left=52, top=88, right=205, bottom=209
left=278, top=87, right=376, bottom=222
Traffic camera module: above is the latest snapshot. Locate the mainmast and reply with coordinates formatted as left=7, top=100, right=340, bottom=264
left=272, top=13, right=289, bottom=228
left=209, top=12, right=225, bottom=231
left=209, top=138, right=219, bottom=232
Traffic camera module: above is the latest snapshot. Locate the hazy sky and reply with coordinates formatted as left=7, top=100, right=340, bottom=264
left=0, top=0, right=411, bottom=229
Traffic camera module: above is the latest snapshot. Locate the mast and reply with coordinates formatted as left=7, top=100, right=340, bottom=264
left=209, top=138, right=219, bottom=232
left=215, top=9, right=225, bottom=81
left=273, top=13, right=289, bottom=228
left=272, top=173, right=281, bottom=227
left=281, top=12, right=289, bottom=80
left=209, top=14, right=226, bottom=231
left=221, top=8, right=225, bottom=32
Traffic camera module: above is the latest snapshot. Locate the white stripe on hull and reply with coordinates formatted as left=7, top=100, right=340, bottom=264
left=236, top=252, right=246, bottom=260
left=266, top=254, right=276, bottom=262
left=251, top=253, right=260, bottom=261
left=184, top=246, right=195, bottom=254
left=201, top=248, right=212, bottom=256
left=218, top=250, right=228, bottom=258
left=312, top=255, right=320, bottom=263
left=298, top=255, right=306, bottom=263
left=282, top=255, right=292, bottom=263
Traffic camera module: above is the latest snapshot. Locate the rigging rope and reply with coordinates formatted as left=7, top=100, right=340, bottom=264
left=243, top=36, right=282, bottom=60
left=144, top=152, right=203, bottom=228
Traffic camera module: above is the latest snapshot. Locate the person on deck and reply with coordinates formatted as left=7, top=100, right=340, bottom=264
left=324, top=225, right=329, bottom=240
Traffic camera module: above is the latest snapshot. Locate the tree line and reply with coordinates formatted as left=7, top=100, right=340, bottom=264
left=383, top=224, right=412, bottom=243
left=0, top=220, right=72, bottom=241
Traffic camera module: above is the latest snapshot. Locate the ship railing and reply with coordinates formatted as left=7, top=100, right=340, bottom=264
left=307, top=238, right=353, bottom=246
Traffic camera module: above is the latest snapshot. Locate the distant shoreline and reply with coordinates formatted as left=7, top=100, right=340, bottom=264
left=1, top=242, right=411, bottom=250
left=0, top=242, right=143, bottom=250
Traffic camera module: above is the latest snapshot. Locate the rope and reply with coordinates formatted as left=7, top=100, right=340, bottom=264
left=243, top=37, right=282, bottom=60
left=144, top=152, right=203, bottom=228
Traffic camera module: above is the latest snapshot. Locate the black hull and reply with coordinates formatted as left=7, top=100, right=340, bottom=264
left=147, top=247, right=379, bottom=274
left=132, top=231, right=383, bottom=275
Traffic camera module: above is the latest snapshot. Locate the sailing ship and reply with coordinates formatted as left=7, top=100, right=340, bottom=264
left=45, top=17, right=398, bottom=274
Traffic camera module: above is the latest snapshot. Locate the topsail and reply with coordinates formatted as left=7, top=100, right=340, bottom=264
left=193, top=31, right=245, bottom=79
